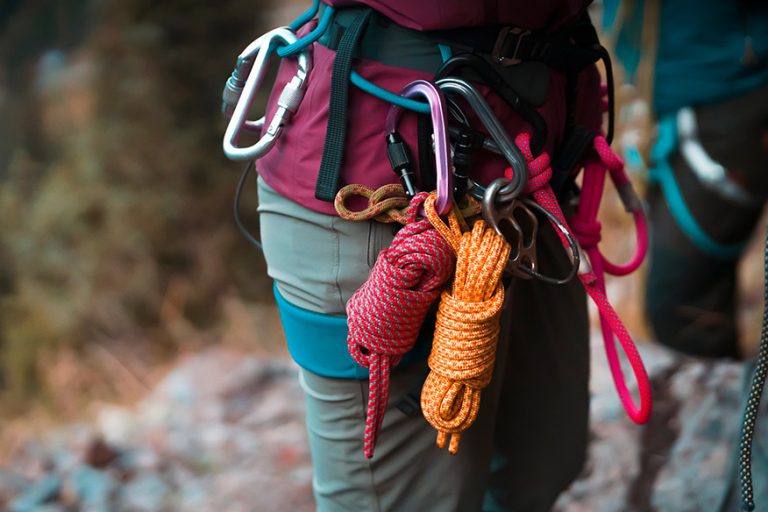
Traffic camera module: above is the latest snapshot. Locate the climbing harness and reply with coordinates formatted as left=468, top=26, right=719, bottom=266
left=223, top=27, right=312, bottom=161
left=649, top=115, right=747, bottom=260
left=737, top=227, right=768, bottom=512
left=221, top=0, right=653, bottom=459
left=421, top=194, right=511, bottom=454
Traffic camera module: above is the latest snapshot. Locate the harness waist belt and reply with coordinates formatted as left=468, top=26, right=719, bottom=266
left=318, top=5, right=602, bottom=75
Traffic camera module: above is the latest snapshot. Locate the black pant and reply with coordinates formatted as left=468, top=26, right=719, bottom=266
left=645, top=85, right=768, bottom=358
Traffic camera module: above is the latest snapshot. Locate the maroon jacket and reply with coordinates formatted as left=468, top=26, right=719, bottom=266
left=257, top=1, right=599, bottom=215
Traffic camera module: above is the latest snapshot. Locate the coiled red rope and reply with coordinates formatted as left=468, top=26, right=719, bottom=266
left=510, top=132, right=652, bottom=424
left=346, top=193, right=456, bottom=458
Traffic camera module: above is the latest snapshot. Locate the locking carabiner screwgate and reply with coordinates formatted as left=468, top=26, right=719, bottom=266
left=222, top=27, right=313, bottom=161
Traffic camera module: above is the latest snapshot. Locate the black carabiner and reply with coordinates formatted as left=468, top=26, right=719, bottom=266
left=435, top=53, right=547, bottom=155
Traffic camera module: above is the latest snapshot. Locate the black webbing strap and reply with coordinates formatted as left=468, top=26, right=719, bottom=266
left=314, top=8, right=373, bottom=202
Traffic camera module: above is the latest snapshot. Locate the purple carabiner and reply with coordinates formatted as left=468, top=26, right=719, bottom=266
left=385, top=80, right=453, bottom=216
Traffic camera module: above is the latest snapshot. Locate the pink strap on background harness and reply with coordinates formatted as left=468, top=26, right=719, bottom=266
left=512, top=132, right=652, bottom=424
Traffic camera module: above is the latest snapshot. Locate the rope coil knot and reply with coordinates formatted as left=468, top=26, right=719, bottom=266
left=346, top=192, right=455, bottom=458
left=421, top=196, right=510, bottom=454
left=335, top=183, right=411, bottom=224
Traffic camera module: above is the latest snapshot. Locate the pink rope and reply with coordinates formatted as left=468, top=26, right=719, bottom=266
left=346, top=193, right=456, bottom=458
left=515, top=132, right=652, bottom=424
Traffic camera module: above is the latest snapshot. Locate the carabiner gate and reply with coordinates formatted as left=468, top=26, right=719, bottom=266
left=435, top=78, right=528, bottom=204
left=223, top=27, right=313, bottom=161
left=386, top=80, right=454, bottom=216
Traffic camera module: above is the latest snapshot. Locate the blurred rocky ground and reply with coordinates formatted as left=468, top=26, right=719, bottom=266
left=2, top=336, right=766, bottom=511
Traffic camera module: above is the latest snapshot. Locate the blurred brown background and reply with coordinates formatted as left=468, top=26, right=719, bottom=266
left=0, top=0, right=286, bottom=422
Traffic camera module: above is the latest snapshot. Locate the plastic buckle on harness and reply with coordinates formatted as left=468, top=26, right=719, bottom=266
left=492, top=27, right=532, bottom=67
left=222, top=27, right=313, bottom=161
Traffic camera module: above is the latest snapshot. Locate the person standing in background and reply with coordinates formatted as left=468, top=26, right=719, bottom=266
left=606, top=0, right=768, bottom=359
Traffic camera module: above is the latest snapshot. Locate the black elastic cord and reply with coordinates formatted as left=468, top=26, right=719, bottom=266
left=233, top=160, right=263, bottom=252
left=314, top=8, right=372, bottom=201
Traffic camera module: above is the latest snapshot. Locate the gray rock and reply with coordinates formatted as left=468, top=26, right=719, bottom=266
left=118, top=473, right=170, bottom=512
left=8, top=474, right=60, bottom=512
left=69, top=465, right=116, bottom=508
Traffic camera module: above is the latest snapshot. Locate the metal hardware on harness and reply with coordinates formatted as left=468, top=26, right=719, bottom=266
left=492, top=27, right=533, bottom=67
left=386, top=80, right=454, bottom=216
left=482, top=178, right=580, bottom=285
left=222, top=27, right=312, bottom=161
left=435, top=78, right=528, bottom=204
left=435, top=53, right=547, bottom=154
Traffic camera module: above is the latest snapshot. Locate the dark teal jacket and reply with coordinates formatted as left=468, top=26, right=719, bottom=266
left=605, top=0, right=768, bottom=115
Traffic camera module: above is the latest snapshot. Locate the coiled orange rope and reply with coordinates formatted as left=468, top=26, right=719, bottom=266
left=421, top=194, right=511, bottom=454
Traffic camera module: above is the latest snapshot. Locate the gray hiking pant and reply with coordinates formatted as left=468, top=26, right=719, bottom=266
left=258, top=177, right=590, bottom=512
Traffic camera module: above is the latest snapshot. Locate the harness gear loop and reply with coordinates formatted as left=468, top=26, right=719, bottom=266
left=515, top=132, right=653, bottom=424
left=421, top=194, right=511, bottom=454
left=223, top=27, right=312, bottom=161
left=346, top=192, right=456, bottom=458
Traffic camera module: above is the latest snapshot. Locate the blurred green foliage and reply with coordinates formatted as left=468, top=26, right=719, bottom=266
left=0, top=0, right=277, bottom=409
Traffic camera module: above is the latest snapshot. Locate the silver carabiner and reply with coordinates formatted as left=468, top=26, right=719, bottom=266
left=223, top=27, right=312, bottom=161
left=435, top=77, right=528, bottom=203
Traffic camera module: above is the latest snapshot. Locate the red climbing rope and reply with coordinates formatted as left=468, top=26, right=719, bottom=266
left=346, top=193, right=457, bottom=458
left=510, top=132, right=653, bottom=424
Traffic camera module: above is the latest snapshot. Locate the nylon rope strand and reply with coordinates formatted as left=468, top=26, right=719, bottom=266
left=346, top=192, right=456, bottom=459
left=513, top=132, right=652, bottom=424
left=738, top=226, right=768, bottom=512
left=566, top=135, right=650, bottom=424
left=421, top=194, right=511, bottom=455
left=335, top=183, right=482, bottom=224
